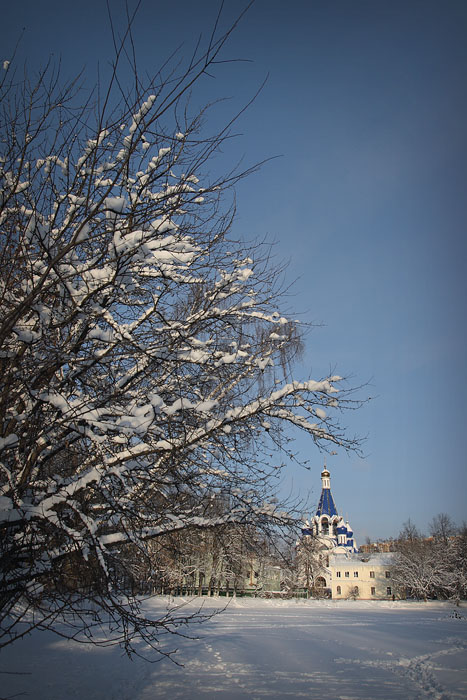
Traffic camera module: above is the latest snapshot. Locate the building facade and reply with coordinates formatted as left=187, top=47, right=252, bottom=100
left=329, top=552, right=396, bottom=600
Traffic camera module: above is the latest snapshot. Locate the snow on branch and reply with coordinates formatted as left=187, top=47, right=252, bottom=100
left=0, top=7, right=363, bottom=657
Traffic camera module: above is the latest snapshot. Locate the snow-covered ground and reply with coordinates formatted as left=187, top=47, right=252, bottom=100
left=2, top=598, right=467, bottom=699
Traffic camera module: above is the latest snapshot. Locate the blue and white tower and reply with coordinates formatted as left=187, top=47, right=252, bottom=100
left=302, top=466, right=357, bottom=552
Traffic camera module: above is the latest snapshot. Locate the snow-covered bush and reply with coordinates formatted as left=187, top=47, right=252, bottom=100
left=0, top=12, right=360, bottom=657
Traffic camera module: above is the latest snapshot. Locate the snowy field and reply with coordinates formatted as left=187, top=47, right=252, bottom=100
left=2, top=598, right=467, bottom=700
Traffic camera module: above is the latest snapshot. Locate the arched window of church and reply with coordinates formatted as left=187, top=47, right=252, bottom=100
left=336, top=585, right=341, bottom=595
left=321, top=518, right=329, bottom=535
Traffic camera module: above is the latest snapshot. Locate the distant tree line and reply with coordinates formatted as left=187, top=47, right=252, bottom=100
left=109, top=493, right=286, bottom=597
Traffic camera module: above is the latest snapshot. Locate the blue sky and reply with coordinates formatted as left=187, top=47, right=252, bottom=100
left=2, top=0, right=466, bottom=542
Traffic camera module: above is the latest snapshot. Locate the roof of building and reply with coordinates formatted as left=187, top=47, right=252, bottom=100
left=330, top=552, right=397, bottom=565
left=316, top=487, right=338, bottom=518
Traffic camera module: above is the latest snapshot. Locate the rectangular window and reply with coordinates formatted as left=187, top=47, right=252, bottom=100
left=371, top=586, right=376, bottom=595
left=337, top=586, right=341, bottom=595
left=336, top=571, right=341, bottom=578
left=345, top=571, right=349, bottom=578
left=354, top=571, right=359, bottom=578
left=387, top=586, right=392, bottom=596
left=369, top=571, right=375, bottom=578
left=385, top=571, right=391, bottom=578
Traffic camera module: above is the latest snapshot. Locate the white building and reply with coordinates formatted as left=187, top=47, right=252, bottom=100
left=300, top=466, right=397, bottom=599
left=330, top=552, right=396, bottom=600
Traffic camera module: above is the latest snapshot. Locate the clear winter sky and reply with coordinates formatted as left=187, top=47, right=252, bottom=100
left=2, top=0, right=466, bottom=543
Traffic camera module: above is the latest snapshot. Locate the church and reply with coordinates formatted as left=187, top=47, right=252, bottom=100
left=300, top=465, right=397, bottom=599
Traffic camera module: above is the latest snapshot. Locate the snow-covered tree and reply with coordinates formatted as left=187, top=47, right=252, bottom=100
left=295, top=533, right=322, bottom=598
left=393, top=535, right=444, bottom=601
left=452, top=523, right=467, bottom=603
left=393, top=517, right=466, bottom=602
left=0, top=10, right=361, bottom=656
